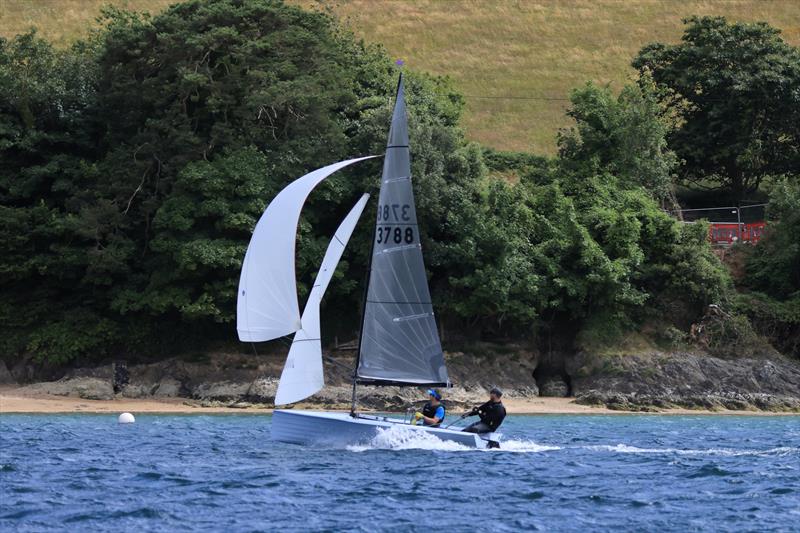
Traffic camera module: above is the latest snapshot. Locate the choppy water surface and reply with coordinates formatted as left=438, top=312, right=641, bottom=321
left=1, top=414, right=799, bottom=532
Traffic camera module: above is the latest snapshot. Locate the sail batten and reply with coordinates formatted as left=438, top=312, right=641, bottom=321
left=355, top=74, right=450, bottom=387
left=274, top=193, right=371, bottom=405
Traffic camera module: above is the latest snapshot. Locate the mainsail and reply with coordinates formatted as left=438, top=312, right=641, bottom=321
left=275, top=193, right=370, bottom=405
left=356, top=75, right=450, bottom=386
left=237, top=156, right=376, bottom=342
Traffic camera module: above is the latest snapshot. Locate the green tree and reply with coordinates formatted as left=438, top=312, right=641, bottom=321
left=557, top=77, right=678, bottom=206
left=0, top=31, right=113, bottom=362
left=740, top=177, right=800, bottom=357
left=633, top=16, right=800, bottom=201
left=550, top=82, right=731, bottom=345
left=0, top=0, right=492, bottom=360
left=747, top=177, right=800, bottom=297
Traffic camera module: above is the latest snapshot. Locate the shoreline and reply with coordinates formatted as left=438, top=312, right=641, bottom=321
left=1, top=390, right=796, bottom=416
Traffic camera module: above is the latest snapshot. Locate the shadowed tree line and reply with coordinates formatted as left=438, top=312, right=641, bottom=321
left=0, top=1, right=797, bottom=365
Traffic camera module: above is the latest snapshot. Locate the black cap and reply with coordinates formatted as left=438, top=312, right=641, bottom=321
left=490, top=387, right=503, bottom=397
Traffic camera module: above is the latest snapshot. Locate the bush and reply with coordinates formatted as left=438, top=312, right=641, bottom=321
left=740, top=178, right=800, bottom=357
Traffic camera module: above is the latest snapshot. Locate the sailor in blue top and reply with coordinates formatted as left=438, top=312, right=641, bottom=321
left=414, top=389, right=445, bottom=428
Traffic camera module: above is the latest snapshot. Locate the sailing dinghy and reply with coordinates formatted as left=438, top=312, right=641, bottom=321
left=237, top=74, right=500, bottom=449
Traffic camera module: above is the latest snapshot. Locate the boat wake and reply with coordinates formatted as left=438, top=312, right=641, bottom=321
left=347, top=426, right=472, bottom=452
left=346, top=426, right=560, bottom=453
left=586, top=444, right=800, bottom=457
left=492, top=440, right=561, bottom=453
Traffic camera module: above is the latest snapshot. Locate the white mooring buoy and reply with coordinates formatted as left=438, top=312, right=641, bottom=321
left=118, top=412, right=135, bottom=424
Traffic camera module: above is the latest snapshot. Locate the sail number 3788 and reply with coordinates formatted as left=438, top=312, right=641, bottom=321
left=376, top=203, right=414, bottom=244
left=377, top=226, right=414, bottom=244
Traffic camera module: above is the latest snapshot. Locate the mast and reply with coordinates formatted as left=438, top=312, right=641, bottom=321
left=351, top=74, right=405, bottom=415
left=351, top=200, right=377, bottom=415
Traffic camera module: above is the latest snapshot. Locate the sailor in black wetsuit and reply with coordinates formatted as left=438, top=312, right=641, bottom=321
left=462, top=387, right=506, bottom=434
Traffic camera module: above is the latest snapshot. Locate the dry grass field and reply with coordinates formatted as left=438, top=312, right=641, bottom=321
left=2, top=0, right=799, bottom=153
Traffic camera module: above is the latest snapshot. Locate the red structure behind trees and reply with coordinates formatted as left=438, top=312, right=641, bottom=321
left=709, top=222, right=766, bottom=245
left=674, top=204, right=767, bottom=246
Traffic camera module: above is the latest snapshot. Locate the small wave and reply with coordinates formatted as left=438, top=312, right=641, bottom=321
left=687, top=464, right=736, bottom=478
left=587, top=444, right=799, bottom=457
left=109, top=507, right=162, bottom=519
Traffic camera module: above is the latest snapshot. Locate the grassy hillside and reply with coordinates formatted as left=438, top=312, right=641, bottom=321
left=2, top=0, right=799, bottom=153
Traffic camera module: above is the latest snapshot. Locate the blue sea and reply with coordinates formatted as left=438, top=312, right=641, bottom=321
left=1, top=414, right=799, bottom=532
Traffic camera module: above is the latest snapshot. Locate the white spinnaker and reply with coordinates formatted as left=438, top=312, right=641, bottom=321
left=274, top=193, right=370, bottom=405
left=237, top=157, right=376, bottom=342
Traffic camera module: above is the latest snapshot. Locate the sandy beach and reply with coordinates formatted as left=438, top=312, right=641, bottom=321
left=0, top=388, right=793, bottom=416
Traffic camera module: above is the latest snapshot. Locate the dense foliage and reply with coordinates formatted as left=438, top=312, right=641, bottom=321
left=0, top=0, right=490, bottom=362
left=738, top=178, right=800, bottom=357
left=0, top=0, right=784, bottom=366
left=634, top=16, right=800, bottom=202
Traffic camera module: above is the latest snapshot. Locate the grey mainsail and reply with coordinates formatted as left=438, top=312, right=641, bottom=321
left=356, top=75, right=449, bottom=386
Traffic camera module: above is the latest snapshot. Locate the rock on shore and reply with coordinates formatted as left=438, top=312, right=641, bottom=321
left=7, top=347, right=800, bottom=412
left=573, top=351, right=800, bottom=411
left=18, top=377, right=115, bottom=401
left=10, top=348, right=540, bottom=411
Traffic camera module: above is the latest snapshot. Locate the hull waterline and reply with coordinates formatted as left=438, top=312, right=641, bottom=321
left=271, top=410, right=500, bottom=449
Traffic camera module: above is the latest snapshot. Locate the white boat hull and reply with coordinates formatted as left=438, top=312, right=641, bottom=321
left=271, top=410, right=501, bottom=449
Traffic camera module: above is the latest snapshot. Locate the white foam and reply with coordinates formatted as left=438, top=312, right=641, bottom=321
left=347, top=426, right=471, bottom=452
left=587, top=444, right=799, bottom=457
left=489, top=439, right=561, bottom=453
left=346, top=426, right=560, bottom=453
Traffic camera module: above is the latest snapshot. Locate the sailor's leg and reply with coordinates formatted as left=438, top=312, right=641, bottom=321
left=462, top=421, right=491, bottom=433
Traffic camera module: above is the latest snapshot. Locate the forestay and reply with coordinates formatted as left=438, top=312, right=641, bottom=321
left=275, top=194, right=370, bottom=405
left=237, top=156, right=376, bottom=342
left=356, top=75, right=449, bottom=386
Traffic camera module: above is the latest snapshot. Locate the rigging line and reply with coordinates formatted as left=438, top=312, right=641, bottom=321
left=354, top=190, right=379, bottom=383
left=322, top=355, right=354, bottom=374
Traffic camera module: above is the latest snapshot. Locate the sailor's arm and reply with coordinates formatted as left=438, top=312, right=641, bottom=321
left=414, top=411, right=441, bottom=425
left=422, top=414, right=441, bottom=425
left=469, top=401, right=490, bottom=417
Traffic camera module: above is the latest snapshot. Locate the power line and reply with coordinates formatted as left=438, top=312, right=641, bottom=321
left=463, top=95, right=571, bottom=101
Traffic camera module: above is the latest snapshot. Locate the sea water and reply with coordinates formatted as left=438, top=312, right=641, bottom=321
left=1, top=414, right=798, bottom=532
